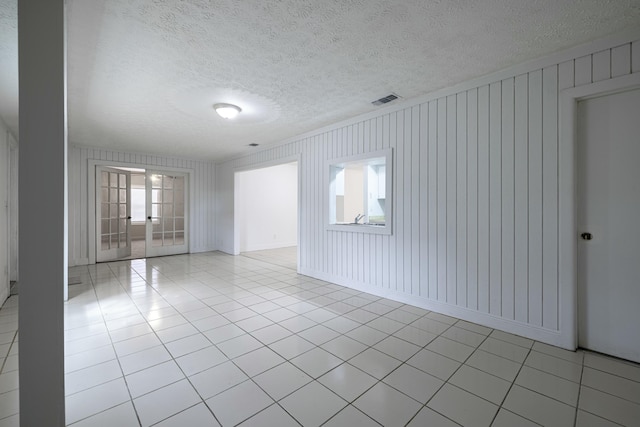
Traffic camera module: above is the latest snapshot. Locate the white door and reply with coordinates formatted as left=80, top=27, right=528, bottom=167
left=96, top=167, right=132, bottom=262
left=577, top=88, right=640, bottom=363
left=145, top=171, right=189, bottom=257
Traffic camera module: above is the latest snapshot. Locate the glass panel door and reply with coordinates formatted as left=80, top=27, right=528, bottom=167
left=96, top=166, right=132, bottom=262
left=145, top=171, right=188, bottom=257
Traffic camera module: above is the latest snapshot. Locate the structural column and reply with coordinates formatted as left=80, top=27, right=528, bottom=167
left=18, top=0, right=67, bottom=425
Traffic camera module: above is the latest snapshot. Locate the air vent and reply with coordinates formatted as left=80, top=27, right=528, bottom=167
left=372, top=93, right=400, bottom=106
left=248, top=143, right=259, bottom=147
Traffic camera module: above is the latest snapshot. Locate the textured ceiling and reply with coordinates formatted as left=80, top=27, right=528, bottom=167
left=1, top=0, right=640, bottom=161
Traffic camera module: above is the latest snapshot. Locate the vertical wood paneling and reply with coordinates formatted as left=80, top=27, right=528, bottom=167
left=558, top=60, right=575, bottom=90
left=467, top=88, right=479, bottom=310
left=428, top=101, right=438, bottom=299
left=501, top=78, right=515, bottom=320
left=575, top=55, right=592, bottom=86
left=446, top=95, right=457, bottom=304
left=456, top=92, right=467, bottom=307
left=611, top=44, right=631, bottom=77
left=411, top=106, right=420, bottom=296
left=477, top=85, right=490, bottom=313
left=419, top=103, right=429, bottom=297
left=391, top=112, right=400, bottom=291
left=542, top=66, right=558, bottom=330
left=633, top=40, right=640, bottom=73
left=489, top=82, right=502, bottom=316
left=437, top=98, right=447, bottom=302
left=514, top=74, right=529, bottom=323
left=592, top=50, right=611, bottom=82
left=528, top=70, right=544, bottom=327
left=401, top=109, right=411, bottom=293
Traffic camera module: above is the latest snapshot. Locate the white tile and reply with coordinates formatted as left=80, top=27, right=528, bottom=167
left=465, top=349, right=522, bottom=381
left=189, top=361, right=248, bottom=399
left=491, top=408, right=539, bottom=427
left=250, top=324, right=293, bottom=345
left=223, top=307, right=258, bottom=322
left=278, top=316, right=317, bottom=333
left=65, top=359, right=122, bottom=396
left=70, top=402, right=138, bottom=427
left=165, top=334, right=211, bottom=358
left=478, top=337, right=529, bottom=363
left=406, top=407, right=460, bottom=427
left=235, top=315, right=273, bottom=332
left=584, top=352, right=640, bottom=383
left=318, top=363, right=377, bottom=402
left=263, top=307, right=297, bottom=322
left=410, top=318, right=450, bottom=335
left=344, top=308, right=379, bottom=324
left=147, top=314, right=187, bottom=331
left=118, top=345, right=172, bottom=375
left=392, top=325, right=437, bottom=347
left=346, top=325, right=388, bottom=346
left=298, top=324, right=340, bottom=346
left=441, top=326, right=486, bottom=348
left=253, top=362, right=312, bottom=400
left=449, top=365, right=511, bottom=405
left=407, top=349, right=461, bottom=381
left=0, top=371, right=18, bottom=395
left=203, top=323, right=246, bottom=344
left=489, top=330, right=534, bottom=349
left=366, top=316, right=405, bottom=334
left=582, top=366, right=640, bottom=404
left=65, top=378, right=130, bottom=425
left=578, top=385, right=640, bottom=426
left=323, top=316, right=361, bottom=334
left=323, top=405, right=380, bottom=427
left=175, top=346, right=228, bottom=376
left=1, top=355, right=17, bottom=373
left=383, top=309, right=421, bottom=325
left=217, top=334, right=263, bottom=358
left=64, top=333, right=112, bottom=356
left=65, top=345, right=117, bottom=373
left=503, top=385, right=575, bottom=427
left=532, top=341, right=583, bottom=364
left=349, top=348, right=402, bottom=380
left=524, top=351, right=582, bottom=383
left=383, top=363, right=444, bottom=403
left=233, top=347, right=285, bottom=377
left=354, top=381, right=422, bottom=426
left=280, top=381, right=347, bottom=426
left=109, top=322, right=153, bottom=343
left=425, top=312, right=458, bottom=325
left=427, top=384, right=498, bottom=427
left=321, top=335, right=367, bottom=361
left=373, top=336, right=421, bottom=361
left=0, top=389, right=18, bottom=420
left=575, top=409, right=621, bottom=427
left=515, top=365, right=580, bottom=406
left=238, top=403, right=299, bottom=427
left=269, top=335, right=315, bottom=359
left=134, top=379, right=202, bottom=427
left=113, top=333, right=162, bottom=358
left=155, top=323, right=199, bottom=343
left=291, top=347, right=343, bottom=378
left=191, top=314, right=229, bottom=332
left=454, top=320, right=492, bottom=336
left=206, top=380, right=273, bottom=426
left=126, top=360, right=185, bottom=398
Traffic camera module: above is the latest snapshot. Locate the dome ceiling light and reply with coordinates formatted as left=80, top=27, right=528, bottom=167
left=213, top=103, right=242, bottom=119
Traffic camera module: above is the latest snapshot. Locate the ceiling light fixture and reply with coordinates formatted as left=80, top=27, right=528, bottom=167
left=213, top=103, right=242, bottom=119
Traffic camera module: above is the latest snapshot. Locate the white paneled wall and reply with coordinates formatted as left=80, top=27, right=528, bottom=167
left=68, top=145, right=216, bottom=265
left=216, top=37, right=640, bottom=347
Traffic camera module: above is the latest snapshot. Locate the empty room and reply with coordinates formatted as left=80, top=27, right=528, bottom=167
left=0, top=0, right=639, bottom=426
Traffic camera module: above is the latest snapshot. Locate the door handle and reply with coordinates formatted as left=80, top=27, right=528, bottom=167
left=127, top=216, right=132, bottom=220
left=147, top=216, right=151, bottom=220
left=581, top=232, right=593, bottom=241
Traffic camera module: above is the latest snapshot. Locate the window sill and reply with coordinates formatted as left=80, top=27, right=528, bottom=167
left=327, top=223, right=392, bottom=235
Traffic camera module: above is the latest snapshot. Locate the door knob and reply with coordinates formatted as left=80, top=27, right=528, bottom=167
left=581, top=232, right=593, bottom=241
left=127, top=216, right=132, bottom=220
left=147, top=216, right=151, bottom=220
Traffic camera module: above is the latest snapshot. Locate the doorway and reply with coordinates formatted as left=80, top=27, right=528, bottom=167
left=577, top=87, right=640, bottom=363
left=95, top=166, right=189, bottom=262
left=234, top=161, right=299, bottom=271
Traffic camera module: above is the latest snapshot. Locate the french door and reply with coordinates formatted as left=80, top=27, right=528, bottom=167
left=96, top=167, right=189, bottom=261
left=145, top=170, right=189, bottom=257
left=96, top=167, right=132, bottom=262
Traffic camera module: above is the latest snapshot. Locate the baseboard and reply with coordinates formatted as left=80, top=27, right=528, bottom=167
left=299, top=267, right=570, bottom=350
left=69, top=258, right=90, bottom=267
left=241, top=241, right=297, bottom=252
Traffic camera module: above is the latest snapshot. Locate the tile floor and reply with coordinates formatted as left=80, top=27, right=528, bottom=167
left=0, top=250, right=639, bottom=426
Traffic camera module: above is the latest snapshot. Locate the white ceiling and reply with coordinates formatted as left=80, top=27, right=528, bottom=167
left=1, top=1, right=639, bottom=161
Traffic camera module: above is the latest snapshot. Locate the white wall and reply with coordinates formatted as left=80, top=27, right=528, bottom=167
left=68, top=145, right=216, bottom=265
left=0, top=119, right=11, bottom=304
left=216, top=35, right=640, bottom=349
left=236, top=162, right=298, bottom=252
